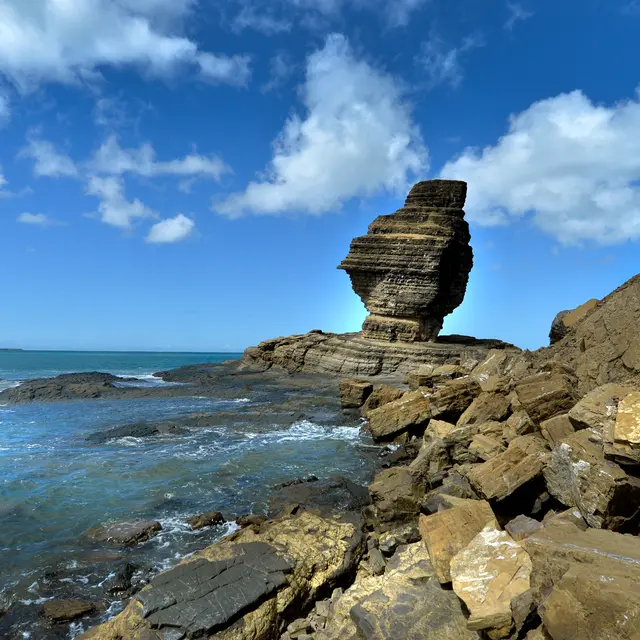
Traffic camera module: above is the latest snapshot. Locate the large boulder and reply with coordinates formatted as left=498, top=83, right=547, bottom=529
left=367, top=467, right=423, bottom=532
left=360, top=385, right=404, bottom=418
left=515, top=372, right=580, bottom=425
left=541, top=564, right=640, bottom=640
left=419, top=497, right=497, bottom=583
left=81, top=512, right=364, bottom=640
left=543, top=428, right=640, bottom=532
left=456, top=392, right=511, bottom=427
left=339, top=379, right=373, bottom=409
left=315, top=543, right=479, bottom=640
left=450, top=524, right=532, bottom=638
left=465, top=435, right=549, bottom=501
left=427, top=377, right=483, bottom=423
left=366, top=390, right=431, bottom=443
left=338, top=180, right=473, bottom=343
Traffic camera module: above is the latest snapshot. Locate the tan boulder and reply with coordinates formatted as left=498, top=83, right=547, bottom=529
left=541, top=564, right=640, bottom=640
left=614, top=390, right=640, bottom=445
left=457, top=392, right=511, bottom=427
left=465, top=435, right=549, bottom=501
left=450, top=524, right=532, bottom=638
left=339, top=379, right=373, bottom=409
left=515, top=372, right=579, bottom=425
left=419, top=497, right=497, bottom=583
left=524, top=519, right=640, bottom=606
left=468, top=434, right=506, bottom=461
left=425, top=418, right=456, bottom=440
left=427, top=377, right=482, bottom=422
left=504, top=410, right=536, bottom=441
left=368, top=467, right=423, bottom=531
left=360, top=385, right=404, bottom=418
left=366, top=390, right=430, bottom=442
left=540, top=414, right=574, bottom=446
left=44, top=599, right=96, bottom=623
left=406, top=364, right=465, bottom=389
left=316, top=543, right=479, bottom=640
left=408, top=437, right=451, bottom=484
left=543, top=428, right=640, bottom=531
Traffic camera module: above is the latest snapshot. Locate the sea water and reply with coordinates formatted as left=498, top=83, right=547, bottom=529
left=0, top=351, right=382, bottom=638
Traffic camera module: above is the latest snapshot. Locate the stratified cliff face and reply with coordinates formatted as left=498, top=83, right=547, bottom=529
left=338, top=180, right=473, bottom=343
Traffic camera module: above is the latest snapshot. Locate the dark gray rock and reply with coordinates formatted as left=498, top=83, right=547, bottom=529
left=85, top=520, right=162, bottom=546
left=136, top=542, right=294, bottom=638
left=87, top=422, right=190, bottom=443
left=268, top=477, right=371, bottom=518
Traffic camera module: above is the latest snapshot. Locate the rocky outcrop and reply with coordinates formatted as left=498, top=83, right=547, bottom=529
left=240, top=331, right=519, bottom=378
left=549, top=299, right=598, bottom=344
left=338, top=180, right=473, bottom=343
left=541, top=274, right=640, bottom=393
left=81, top=512, right=364, bottom=640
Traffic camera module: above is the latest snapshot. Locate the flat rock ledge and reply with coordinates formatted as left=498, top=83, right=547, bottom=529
left=241, top=331, right=519, bottom=378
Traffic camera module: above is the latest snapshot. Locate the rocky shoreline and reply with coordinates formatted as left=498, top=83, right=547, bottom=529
left=4, top=180, right=640, bottom=639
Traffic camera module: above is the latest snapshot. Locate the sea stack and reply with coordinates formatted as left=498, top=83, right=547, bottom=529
left=339, top=179, right=473, bottom=343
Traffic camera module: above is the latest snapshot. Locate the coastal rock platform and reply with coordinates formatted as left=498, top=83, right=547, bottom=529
left=240, top=330, right=519, bottom=378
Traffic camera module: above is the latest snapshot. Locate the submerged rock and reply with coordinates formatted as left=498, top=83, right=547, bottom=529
left=84, top=520, right=162, bottom=546
left=44, top=599, right=96, bottom=623
left=338, top=179, right=473, bottom=343
left=186, top=511, right=225, bottom=531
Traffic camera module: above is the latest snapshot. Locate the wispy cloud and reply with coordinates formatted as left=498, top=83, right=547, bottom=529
left=17, top=212, right=61, bottom=227
left=262, top=52, right=295, bottom=93
left=505, top=2, right=533, bottom=31
left=415, top=32, right=484, bottom=90
left=18, top=134, right=78, bottom=178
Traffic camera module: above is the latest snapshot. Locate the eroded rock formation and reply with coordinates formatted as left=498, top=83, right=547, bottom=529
left=338, top=179, right=473, bottom=343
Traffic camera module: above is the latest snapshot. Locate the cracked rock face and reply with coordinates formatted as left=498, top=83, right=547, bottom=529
left=136, top=542, right=294, bottom=639
left=338, top=179, right=473, bottom=343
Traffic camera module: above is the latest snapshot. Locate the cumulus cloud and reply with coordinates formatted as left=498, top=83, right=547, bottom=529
left=146, top=213, right=195, bottom=243
left=416, top=33, right=484, bottom=90
left=19, top=135, right=78, bottom=178
left=86, top=175, right=155, bottom=229
left=441, top=90, right=640, bottom=245
left=232, top=6, right=291, bottom=34
left=216, top=34, right=427, bottom=217
left=17, top=212, right=58, bottom=226
left=0, top=0, right=250, bottom=90
left=90, top=136, right=231, bottom=180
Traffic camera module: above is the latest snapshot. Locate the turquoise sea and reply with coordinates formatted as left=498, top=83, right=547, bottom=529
left=0, top=351, right=381, bottom=639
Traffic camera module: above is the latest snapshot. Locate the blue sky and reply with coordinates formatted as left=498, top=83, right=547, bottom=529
left=1, top=0, right=640, bottom=352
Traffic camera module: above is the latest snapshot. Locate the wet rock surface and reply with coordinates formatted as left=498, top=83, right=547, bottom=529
left=136, top=542, right=294, bottom=638
left=85, top=520, right=163, bottom=546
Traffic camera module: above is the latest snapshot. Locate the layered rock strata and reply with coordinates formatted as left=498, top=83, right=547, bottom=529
left=338, top=179, right=473, bottom=342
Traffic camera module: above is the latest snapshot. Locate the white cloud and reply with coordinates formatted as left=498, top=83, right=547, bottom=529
left=19, top=135, right=78, bottom=178
left=0, top=0, right=250, bottom=90
left=416, top=33, right=483, bottom=90
left=86, top=175, right=155, bottom=229
left=216, top=34, right=427, bottom=217
left=440, top=89, right=640, bottom=245
left=90, top=136, right=231, bottom=180
left=17, top=212, right=57, bottom=226
left=505, top=2, right=533, bottom=31
left=146, top=213, right=195, bottom=243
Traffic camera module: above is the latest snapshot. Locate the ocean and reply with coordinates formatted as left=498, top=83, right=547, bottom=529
left=0, top=351, right=381, bottom=639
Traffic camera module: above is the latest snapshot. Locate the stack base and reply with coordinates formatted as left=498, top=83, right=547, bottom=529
left=240, top=331, right=519, bottom=378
